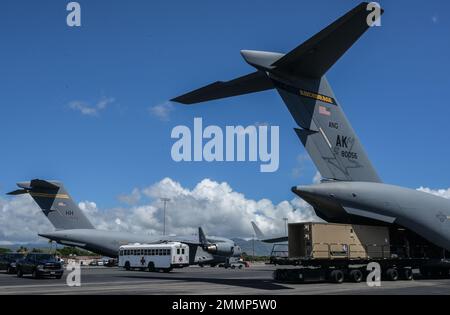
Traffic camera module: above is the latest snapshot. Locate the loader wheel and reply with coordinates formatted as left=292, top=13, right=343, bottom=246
left=349, top=269, right=363, bottom=283
left=330, top=270, right=344, bottom=284
left=386, top=268, right=399, bottom=281
left=401, top=268, right=413, bottom=280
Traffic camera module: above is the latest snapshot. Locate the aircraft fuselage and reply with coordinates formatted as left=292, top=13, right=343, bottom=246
left=39, top=229, right=240, bottom=265
left=292, top=181, right=450, bottom=251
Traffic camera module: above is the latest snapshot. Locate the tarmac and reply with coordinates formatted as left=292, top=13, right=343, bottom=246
left=0, top=264, right=450, bottom=295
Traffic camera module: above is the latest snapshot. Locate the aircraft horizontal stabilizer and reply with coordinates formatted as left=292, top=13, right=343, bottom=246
left=7, top=189, right=28, bottom=195
left=8, top=179, right=95, bottom=230
left=251, top=221, right=288, bottom=243
left=171, top=71, right=273, bottom=104
left=272, top=2, right=383, bottom=78
left=259, top=236, right=288, bottom=244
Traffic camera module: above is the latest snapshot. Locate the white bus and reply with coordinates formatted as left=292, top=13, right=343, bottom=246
left=118, top=242, right=189, bottom=273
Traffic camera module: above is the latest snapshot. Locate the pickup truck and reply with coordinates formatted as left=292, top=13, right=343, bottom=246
left=16, top=254, right=64, bottom=279
left=0, top=253, right=25, bottom=274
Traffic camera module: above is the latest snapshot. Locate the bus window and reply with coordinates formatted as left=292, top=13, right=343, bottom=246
left=144, top=249, right=148, bottom=255
left=177, top=249, right=180, bottom=255
left=182, top=248, right=185, bottom=255
left=168, top=249, right=171, bottom=256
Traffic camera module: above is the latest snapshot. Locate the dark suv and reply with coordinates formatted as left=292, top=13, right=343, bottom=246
left=0, top=253, right=25, bottom=274
left=16, top=254, right=64, bottom=279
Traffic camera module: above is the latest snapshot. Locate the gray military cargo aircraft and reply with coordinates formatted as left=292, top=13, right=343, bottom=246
left=251, top=221, right=287, bottom=244
left=172, top=3, right=450, bottom=253
left=7, top=179, right=241, bottom=264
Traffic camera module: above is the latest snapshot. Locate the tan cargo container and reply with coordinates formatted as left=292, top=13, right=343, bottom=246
left=288, top=222, right=390, bottom=260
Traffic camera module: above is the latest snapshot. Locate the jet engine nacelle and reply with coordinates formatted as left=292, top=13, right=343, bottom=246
left=204, top=243, right=234, bottom=256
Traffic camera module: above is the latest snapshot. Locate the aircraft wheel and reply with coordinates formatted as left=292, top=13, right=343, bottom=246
left=349, top=269, right=363, bottom=283
left=385, top=268, right=399, bottom=281
left=330, top=270, right=344, bottom=284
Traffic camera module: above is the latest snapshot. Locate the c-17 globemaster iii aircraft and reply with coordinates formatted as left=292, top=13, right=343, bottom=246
left=8, top=179, right=241, bottom=265
left=172, top=2, right=450, bottom=253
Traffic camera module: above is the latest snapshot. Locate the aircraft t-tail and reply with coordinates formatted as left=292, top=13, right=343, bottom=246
left=251, top=221, right=287, bottom=244
left=8, top=179, right=241, bottom=264
left=172, top=2, right=450, bottom=252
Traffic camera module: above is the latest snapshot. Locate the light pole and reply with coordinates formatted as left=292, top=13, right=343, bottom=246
left=252, top=234, right=255, bottom=262
left=283, top=217, right=288, bottom=236
left=161, top=198, right=171, bottom=235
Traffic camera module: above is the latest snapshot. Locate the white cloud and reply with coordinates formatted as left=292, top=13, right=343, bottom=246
left=0, top=178, right=318, bottom=244
left=431, top=15, right=439, bottom=24
left=312, top=171, right=322, bottom=184
left=291, top=154, right=312, bottom=178
left=0, top=194, right=53, bottom=244
left=149, top=101, right=174, bottom=121
left=417, top=186, right=450, bottom=199
left=118, top=188, right=141, bottom=205
left=69, top=97, right=115, bottom=116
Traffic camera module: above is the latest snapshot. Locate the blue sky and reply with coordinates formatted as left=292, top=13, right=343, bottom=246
left=1, top=0, right=450, bottom=210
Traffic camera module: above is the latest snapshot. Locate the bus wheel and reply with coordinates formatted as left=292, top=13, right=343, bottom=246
left=349, top=269, right=363, bottom=283
left=330, top=270, right=344, bottom=284
left=401, top=268, right=413, bottom=281
left=124, top=261, right=131, bottom=271
left=148, top=262, right=155, bottom=272
left=386, top=268, right=399, bottom=281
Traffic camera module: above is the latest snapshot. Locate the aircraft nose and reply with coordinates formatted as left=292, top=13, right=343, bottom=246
left=38, top=232, right=59, bottom=240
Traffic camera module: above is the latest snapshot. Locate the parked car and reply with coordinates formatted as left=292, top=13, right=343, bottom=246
left=16, top=253, right=64, bottom=279
left=0, top=253, right=25, bottom=274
